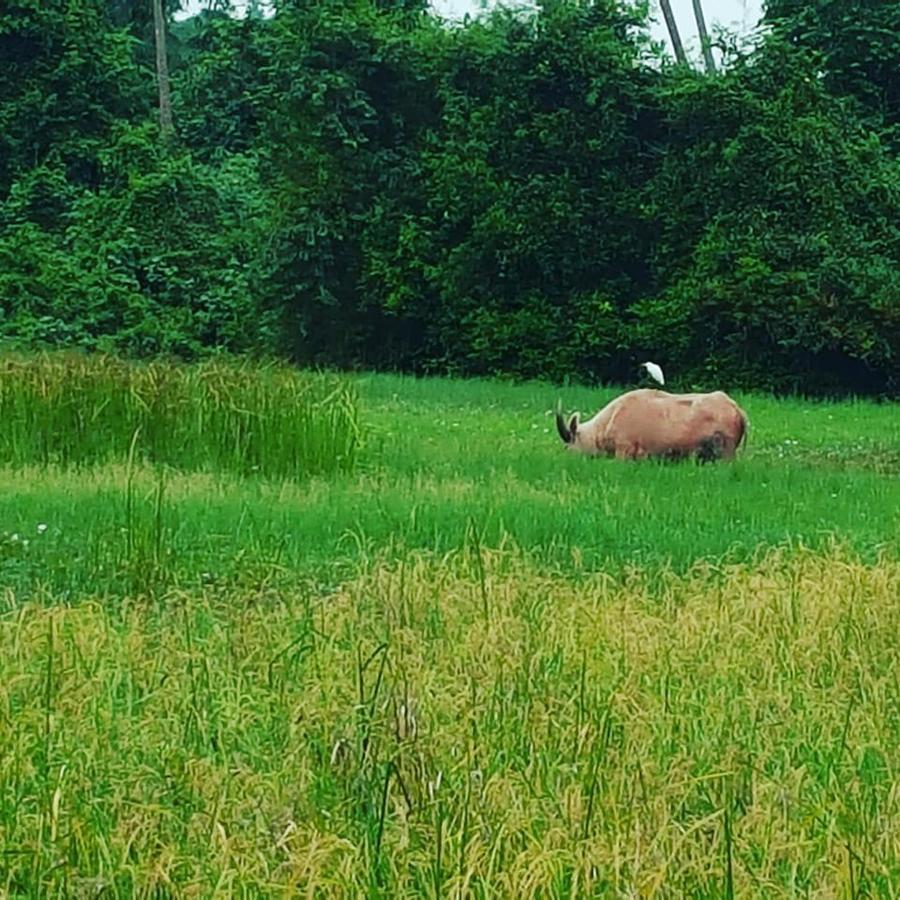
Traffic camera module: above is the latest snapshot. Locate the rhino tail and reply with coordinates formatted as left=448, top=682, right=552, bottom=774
left=736, top=411, right=749, bottom=451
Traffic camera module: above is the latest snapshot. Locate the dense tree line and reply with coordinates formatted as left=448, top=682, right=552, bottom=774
left=0, top=0, right=897, bottom=394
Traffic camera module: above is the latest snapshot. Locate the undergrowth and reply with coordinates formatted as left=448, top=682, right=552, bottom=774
left=1, top=545, right=898, bottom=895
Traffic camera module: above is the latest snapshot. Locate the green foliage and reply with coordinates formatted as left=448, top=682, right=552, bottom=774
left=0, top=0, right=147, bottom=197
left=256, top=0, right=656, bottom=377
left=1, top=0, right=898, bottom=394
left=1, top=126, right=271, bottom=356
left=171, top=13, right=270, bottom=159
left=376, top=2, right=656, bottom=380
left=638, top=47, right=900, bottom=392
left=252, top=1, right=898, bottom=393
left=764, top=0, right=900, bottom=130
left=254, top=0, right=443, bottom=367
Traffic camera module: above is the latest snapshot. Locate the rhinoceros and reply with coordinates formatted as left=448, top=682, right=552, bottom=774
left=555, top=389, right=748, bottom=462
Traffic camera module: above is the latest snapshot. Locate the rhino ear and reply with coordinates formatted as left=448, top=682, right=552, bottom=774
left=568, top=414, right=579, bottom=436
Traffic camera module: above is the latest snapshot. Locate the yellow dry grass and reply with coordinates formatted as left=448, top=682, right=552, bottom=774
left=2, top=544, right=899, bottom=896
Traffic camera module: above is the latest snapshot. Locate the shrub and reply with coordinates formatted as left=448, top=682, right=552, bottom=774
left=0, top=129, right=272, bottom=357
left=639, top=48, right=900, bottom=394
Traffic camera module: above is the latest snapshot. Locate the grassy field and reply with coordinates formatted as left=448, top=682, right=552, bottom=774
left=1, top=358, right=899, bottom=895
left=1, top=371, right=898, bottom=598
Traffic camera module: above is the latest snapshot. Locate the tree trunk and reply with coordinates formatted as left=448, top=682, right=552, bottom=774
left=691, top=0, right=717, bottom=74
left=152, top=0, right=174, bottom=140
left=658, top=0, right=688, bottom=66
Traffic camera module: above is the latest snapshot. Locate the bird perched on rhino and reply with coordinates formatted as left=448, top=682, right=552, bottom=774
left=556, top=389, right=748, bottom=463
left=640, top=361, right=665, bottom=386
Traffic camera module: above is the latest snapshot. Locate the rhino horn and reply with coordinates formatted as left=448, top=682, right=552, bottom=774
left=556, top=403, right=572, bottom=444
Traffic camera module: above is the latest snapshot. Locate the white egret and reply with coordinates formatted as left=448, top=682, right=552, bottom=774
left=640, top=361, right=665, bottom=386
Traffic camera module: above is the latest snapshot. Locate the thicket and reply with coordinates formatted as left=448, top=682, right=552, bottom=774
left=1, top=0, right=897, bottom=395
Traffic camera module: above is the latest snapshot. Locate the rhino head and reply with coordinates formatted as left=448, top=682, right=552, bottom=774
left=555, top=403, right=582, bottom=450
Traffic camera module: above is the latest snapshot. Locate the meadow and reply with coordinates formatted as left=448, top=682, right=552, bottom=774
left=1, top=355, right=899, bottom=896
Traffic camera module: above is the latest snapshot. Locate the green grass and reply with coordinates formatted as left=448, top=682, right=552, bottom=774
left=0, top=352, right=360, bottom=480
left=1, top=358, right=899, bottom=895
left=0, top=371, right=897, bottom=599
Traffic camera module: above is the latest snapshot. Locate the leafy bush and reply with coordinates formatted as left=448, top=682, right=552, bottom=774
left=638, top=47, right=900, bottom=393
left=0, top=0, right=147, bottom=198
left=253, top=2, right=898, bottom=394
left=1, top=127, right=272, bottom=357
left=253, top=0, right=443, bottom=368
left=765, top=0, right=900, bottom=131
left=257, top=1, right=655, bottom=380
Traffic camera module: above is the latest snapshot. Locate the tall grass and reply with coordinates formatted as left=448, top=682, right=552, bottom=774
left=1, top=362, right=898, bottom=894
left=2, top=546, right=899, bottom=895
left=0, top=352, right=360, bottom=479
left=0, top=366, right=897, bottom=600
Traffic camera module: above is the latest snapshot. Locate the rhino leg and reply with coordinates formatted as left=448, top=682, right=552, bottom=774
left=616, top=442, right=647, bottom=460
left=696, top=431, right=727, bottom=464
